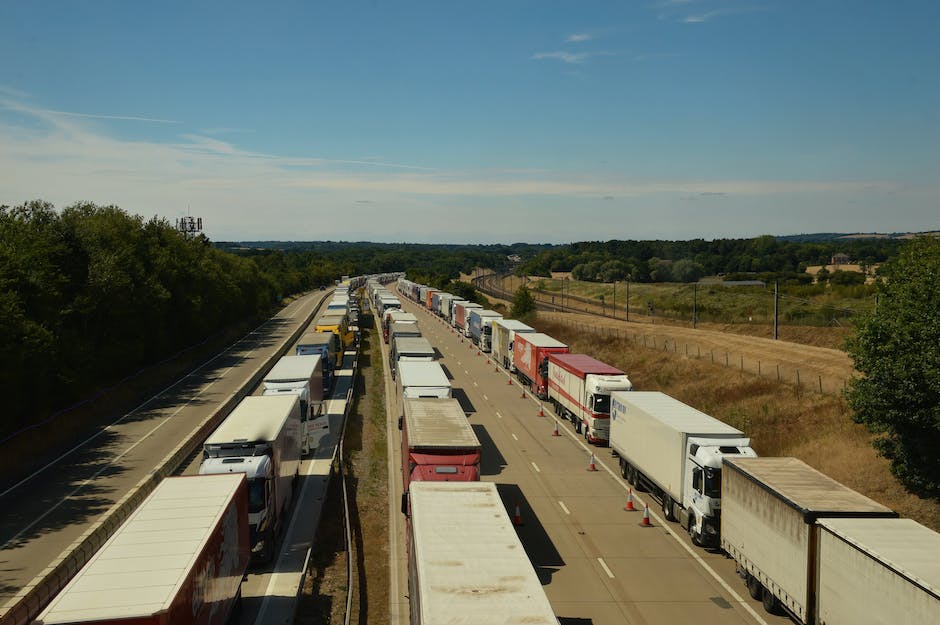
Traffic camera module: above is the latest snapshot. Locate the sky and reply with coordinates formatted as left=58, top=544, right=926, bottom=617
left=1, top=1, right=938, bottom=244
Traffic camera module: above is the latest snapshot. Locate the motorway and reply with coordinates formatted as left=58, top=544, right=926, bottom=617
left=385, top=294, right=791, bottom=625
left=0, top=290, right=329, bottom=622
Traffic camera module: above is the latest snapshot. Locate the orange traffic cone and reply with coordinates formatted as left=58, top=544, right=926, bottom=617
left=639, top=504, right=652, bottom=527
left=513, top=502, right=524, bottom=526
left=507, top=376, right=513, bottom=385
left=520, top=387, right=526, bottom=398
left=587, top=452, right=598, bottom=472
left=477, top=349, right=481, bottom=356
left=538, top=403, right=545, bottom=417
left=625, top=489, right=636, bottom=511
left=552, top=421, right=561, bottom=437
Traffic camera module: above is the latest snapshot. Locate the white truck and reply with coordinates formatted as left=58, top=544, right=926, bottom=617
left=468, top=309, right=502, bottom=351
left=491, top=319, right=534, bottom=372
left=396, top=361, right=451, bottom=400
left=390, top=336, right=436, bottom=379
left=815, top=518, right=940, bottom=625
left=199, top=395, right=302, bottom=563
left=547, top=353, right=633, bottom=444
left=609, top=391, right=756, bottom=546
left=721, top=457, right=901, bottom=623
left=262, top=354, right=328, bottom=454
left=407, top=482, right=557, bottom=625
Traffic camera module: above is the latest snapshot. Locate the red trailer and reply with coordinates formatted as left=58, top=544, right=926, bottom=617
left=34, top=474, right=250, bottom=625
left=513, top=332, right=568, bottom=398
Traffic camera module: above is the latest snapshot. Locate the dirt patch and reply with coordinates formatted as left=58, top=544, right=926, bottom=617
left=298, top=312, right=389, bottom=624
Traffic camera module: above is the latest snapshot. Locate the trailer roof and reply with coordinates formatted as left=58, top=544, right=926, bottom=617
left=724, top=457, right=896, bottom=521
left=390, top=321, right=421, bottom=334
left=404, top=398, right=480, bottom=448
left=36, top=474, right=244, bottom=624
left=297, top=331, right=334, bottom=347
left=394, top=336, right=435, bottom=355
left=549, top=353, right=624, bottom=375
left=494, top=319, right=534, bottom=332
left=470, top=309, right=502, bottom=317
left=517, top=332, right=567, bottom=348
left=611, top=391, right=742, bottom=436
left=205, top=395, right=298, bottom=444
left=409, top=482, right=557, bottom=625
left=397, top=361, right=450, bottom=387
left=817, top=518, right=940, bottom=597
left=264, top=354, right=320, bottom=382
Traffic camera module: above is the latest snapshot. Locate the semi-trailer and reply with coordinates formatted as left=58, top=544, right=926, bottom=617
left=295, top=330, right=339, bottom=386
left=491, top=319, right=534, bottom=372
left=399, top=398, right=481, bottom=498
left=436, top=292, right=456, bottom=318
left=721, top=457, right=898, bottom=623
left=407, top=482, right=557, bottom=625
left=390, top=336, right=436, bottom=379
left=453, top=301, right=482, bottom=335
left=396, top=361, right=452, bottom=400
left=609, top=391, right=756, bottom=546
left=383, top=309, right=418, bottom=342
left=33, top=474, right=250, bottom=625
left=815, top=517, right=939, bottom=625
left=512, top=332, right=568, bottom=398
left=424, top=288, right=438, bottom=310
left=315, top=313, right=355, bottom=351
left=547, top=353, right=633, bottom=444
left=199, top=395, right=302, bottom=563
left=468, top=309, right=502, bottom=351
left=389, top=321, right=421, bottom=345
left=261, top=354, right=328, bottom=454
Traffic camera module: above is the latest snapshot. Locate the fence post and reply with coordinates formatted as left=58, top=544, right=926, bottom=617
left=740, top=355, right=744, bottom=370
left=725, top=352, right=729, bottom=367
left=819, top=375, right=823, bottom=394
left=796, top=369, right=801, bottom=388
left=777, top=364, right=780, bottom=381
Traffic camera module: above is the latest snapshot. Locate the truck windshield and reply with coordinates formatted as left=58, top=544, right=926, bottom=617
left=592, top=394, right=610, bottom=414
left=704, top=467, right=721, bottom=498
left=248, top=479, right=266, bottom=513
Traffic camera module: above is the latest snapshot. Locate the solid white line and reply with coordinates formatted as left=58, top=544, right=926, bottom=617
left=597, top=557, right=615, bottom=579
left=531, top=462, right=541, bottom=473
left=511, top=433, right=519, bottom=441
left=558, top=501, right=570, bottom=515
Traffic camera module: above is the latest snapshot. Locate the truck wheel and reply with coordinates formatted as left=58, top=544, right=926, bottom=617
left=620, top=459, right=628, bottom=479
left=761, top=587, right=782, bottom=615
left=662, top=496, right=677, bottom=522
left=689, top=515, right=704, bottom=547
left=746, top=574, right=763, bottom=600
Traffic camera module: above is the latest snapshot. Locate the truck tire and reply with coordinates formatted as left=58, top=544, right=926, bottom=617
left=620, top=459, right=629, bottom=479
left=746, top=573, right=763, bottom=600
left=688, top=514, right=704, bottom=547
left=761, top=587, right=782, bottom=615
left=662, top=495, right=677, bottom=522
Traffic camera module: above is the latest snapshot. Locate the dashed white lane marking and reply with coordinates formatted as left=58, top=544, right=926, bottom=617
left=531, top=462, right=541, bottom=473
left=483, top=394, right=488, bottom=400
left=558, top=501, right=570, bottom=515
left=511, top=433, right=519, bottom=441
left=597, top=558, right=615, bottom=579
left=496, top=412, right=503, bottom=419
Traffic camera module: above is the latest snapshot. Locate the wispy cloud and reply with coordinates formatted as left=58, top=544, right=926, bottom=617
left=200, top=127, right=252, bottom=135
left=40, top=109, right=181, bottom=124
left=681, top=5, right=767, bottom=23
left=531, top=51, right=592, bottom=64
left=565, top=33, right=593, bottom=43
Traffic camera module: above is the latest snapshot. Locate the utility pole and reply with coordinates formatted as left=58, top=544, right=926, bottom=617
left=612, top=281, right=617, bottom=319
left=625, top=277, right=630, bottom=322
left=774, top=280, right=779, bottom=340
left=693, top=283, right=697, bottom=329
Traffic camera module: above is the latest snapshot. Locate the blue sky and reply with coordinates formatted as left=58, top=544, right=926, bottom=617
left=1, top=1, right=937, bottom=243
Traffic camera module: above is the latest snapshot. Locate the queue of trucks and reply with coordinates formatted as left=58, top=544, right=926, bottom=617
left=394, top=274, right=940, bottom=625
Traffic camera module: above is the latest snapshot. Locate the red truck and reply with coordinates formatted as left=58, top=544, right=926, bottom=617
left=34, top=474, right=249, bottom=625
left=547, top=353, right=634, bottom=444
left=399, top=398, right=481, bottom=514
left=513, top=332, right=569, bottom=398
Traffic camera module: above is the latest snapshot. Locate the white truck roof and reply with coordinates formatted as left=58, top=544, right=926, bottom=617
left=205, top=395, right=298, bottom=445
left=517, top=332, right=567, bottom=348
left=397, top=361, right=450, bottom=388
left=409, top=482, right=556, bottom=625
left=297, top=332, right=333, bottom=347
left=393, top=336, right=435, bottom=357
left=611, top=391, right=743, bottom=436
left=494, top=319, right=534, bottom=332
left=35, top=474, right=244, bottom=624
left=264, top=355, right=320, bottom=383
left=404, top=398, right=480, bottom=449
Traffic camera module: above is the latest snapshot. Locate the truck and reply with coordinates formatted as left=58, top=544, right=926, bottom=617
left=390, top=336, right=436, bottom=379
left=453, top=301, right=482, bottom=335
left=199, top=395, right=302, bottom=563
left=721, top=457, right=898, bottom=623
left=389, top=320, right=421, bottom=345
left=512, top=332, right=568, bottom=398
left=33, top=474, right=250, bottom=625
left=491, top=319, right=534, bottom=372
left=396, top=361, right=451, bottom=400
left=383, top=309, right=417, bottom=342
left=262, top=354, right=329, bottom=454
left=547, top=353, right=633, bottom=444
left=436, top=292, right=456, bottom=318
left=296, top=330, right=339, bottom=385
left=424, top=288, right=439, bottom=311
left=400, top=398, right=481, bottom=496
left=407, top=482, right=557, bottom=625
left=608, top=391, right=757, bottom=546
left=315, top=313, right=355, bottom=351
left=467, top=309, right=502, bottom=351
left=815, top=518, right=940, bottom=625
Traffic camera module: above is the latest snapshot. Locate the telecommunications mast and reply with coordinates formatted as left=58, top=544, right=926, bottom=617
left=175, top=215, right=204, bottom=238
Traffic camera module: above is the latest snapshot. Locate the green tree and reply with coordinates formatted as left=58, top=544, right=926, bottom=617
left=845, top=236, right=940, bottom=495
left=510, top=285, right=537, bottom=319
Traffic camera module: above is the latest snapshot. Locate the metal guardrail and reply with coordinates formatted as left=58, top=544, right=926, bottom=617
left=0, top=291, right=331, bottom=625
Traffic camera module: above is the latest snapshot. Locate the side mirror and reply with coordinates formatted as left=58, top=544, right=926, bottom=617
left=692, top=467, right=703, bottom=491
left=401, top=492, right=409, bottom=516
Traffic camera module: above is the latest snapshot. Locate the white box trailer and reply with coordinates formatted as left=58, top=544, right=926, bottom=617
left=547, top=353, right=632, bottom=444
left=396, top=361, right=451, bottom=400
left=609, top=391, right=755, bottom=546
left=816, top=518, right=940, bottom=625
left=721, top=457, right=897, bottom=623
left=491, top=319, right=534, bottom=371
left=390, top=336, right=436, bottom=379
left=407, top=482, right=556, bottom=625
left=262, top=354, right=327, bottom=454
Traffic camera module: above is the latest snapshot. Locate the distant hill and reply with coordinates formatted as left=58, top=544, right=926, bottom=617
left=777, top=232, right=939, bottom=243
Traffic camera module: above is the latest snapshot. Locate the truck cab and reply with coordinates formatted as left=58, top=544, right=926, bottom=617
left=683, top=438, right=756, bottom=545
